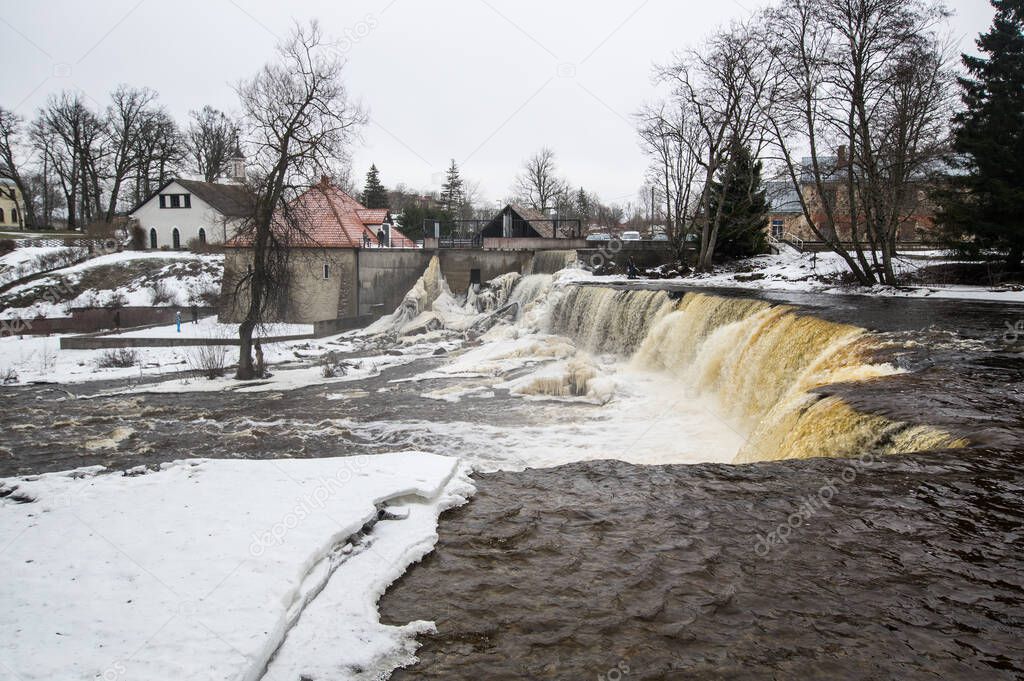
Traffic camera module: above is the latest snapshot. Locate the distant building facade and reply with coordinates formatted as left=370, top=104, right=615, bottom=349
left=221, top=177, right=417, bottom=324
left=131, top=178, right=253, bottom=249
left=0, top=180, right=25, bottom=230
left=767, top=149, right=939, bottom=245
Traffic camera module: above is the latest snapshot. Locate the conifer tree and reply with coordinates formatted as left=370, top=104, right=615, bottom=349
left=440, top=159, right=464, bottom=215
left=360, top=163, right=388, bottom=208
left=705, top=142, right=768, bottom=258
left=937, top=0, right=1024, bottom=270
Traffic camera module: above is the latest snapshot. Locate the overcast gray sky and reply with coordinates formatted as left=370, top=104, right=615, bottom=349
left=0, top=0, right=996, bottom=208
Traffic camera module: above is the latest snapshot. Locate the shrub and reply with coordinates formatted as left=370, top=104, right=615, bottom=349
left=185, top=238, right=223, bottom=254
left=151, top=280, right=174, bottom=305
left=186, top=342, right=230, bottom=379
left=1, top=368, right=18, bottom=384
left=31, top=247, right=85, bottom=272
left=130, top=224, right=147, bottom=250
left=96, top=348, right=139, bottom=368
left=320, top=351, right=349, bottom=378
left=190, top=283, right=221, bottom=308
left=0, top=239, right=15, bottom=255
left=105, top=292, right=128, bottom=309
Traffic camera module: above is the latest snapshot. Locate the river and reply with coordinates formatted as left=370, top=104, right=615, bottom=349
left=2, top=270, right=1022, bottom=679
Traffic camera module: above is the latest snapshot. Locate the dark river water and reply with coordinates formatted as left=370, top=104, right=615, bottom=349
left=2, top=285, right=1023, bottom=679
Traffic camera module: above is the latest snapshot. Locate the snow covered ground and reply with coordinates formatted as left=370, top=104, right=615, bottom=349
left=0, top=246, right=86, bottom=286
left=0, top=332, right=322, bottom=385
left=113, top=317, right=313, bottom=339
left=0, top=250, right=222, bottom=320
left=589, top=249, right=1024, bottom=303
left=0, top=455, right=474, bottom=681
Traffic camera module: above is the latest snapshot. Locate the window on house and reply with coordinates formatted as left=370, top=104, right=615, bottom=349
left=11, top=208, right=18, bottom=223
left=771, top=219, right=784, bottom=238
left=323, top=263, right=330, bottom=280
left=184, top=194, right=191, bottom=208
left=198, top=228, right=206, bottom=245
left=149, top=228, right=157, bottom=249
left=159, top=195, right=166, bottom=208
left=470, top=268, right=481, bottom=286
left=0, top=208, right=5, bottom=223
left=169, top=195, right=181, bottom=208
left=172, top=228, right=181, bottom=249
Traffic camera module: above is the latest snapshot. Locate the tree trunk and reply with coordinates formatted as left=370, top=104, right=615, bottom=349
left=236, top=318, right=256, bottom=380
left=1007, top=244, right=1023, bottom=272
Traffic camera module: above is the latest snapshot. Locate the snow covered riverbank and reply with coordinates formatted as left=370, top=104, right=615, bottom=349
left=592, top=250, right=1024, bottom=303
left=0, top=454, right=474, bottom=681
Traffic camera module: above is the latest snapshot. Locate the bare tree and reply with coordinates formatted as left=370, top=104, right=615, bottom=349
left=39, top=92, right=112, bottom=229
left=0, top=107, right=38, bottom=229
left=232, top=21, right=366, bottom=380
left=637, top=100, right=704, bottom=255
left=186, top=106, right=239, bottom=183
left=130, top=108, right=182, bottom=207
left=103, top=85, right=161, bottom=222
left=514, top=147, right=566, bottom=211
left=656, top=19, right=779, bottom=271
left=765, top=0, right=953, bottom=285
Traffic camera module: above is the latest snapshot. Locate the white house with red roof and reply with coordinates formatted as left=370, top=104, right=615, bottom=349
left=221, top=177, right=419, bottom=324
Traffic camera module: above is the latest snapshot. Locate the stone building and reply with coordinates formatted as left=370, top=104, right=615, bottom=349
left=766, top=149, right=939, bottom=246
left=221, top=178, right=417, bottom=324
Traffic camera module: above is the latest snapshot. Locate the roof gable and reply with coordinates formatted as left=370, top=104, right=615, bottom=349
left=130, top=178, right=254, bottom=218
left=226, top=180, right=415, bottom=249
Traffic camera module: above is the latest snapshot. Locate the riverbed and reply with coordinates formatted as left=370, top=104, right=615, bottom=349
left=2, top=275, right=1023, bottom=679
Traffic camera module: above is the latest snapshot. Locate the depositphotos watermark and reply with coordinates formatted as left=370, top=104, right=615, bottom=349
left=753, top=452, right=878, bottom=557
left=597, top=660, right=630, bottom=681
left=588, top=237, right=623, bottom=271
left=248, top=458, right=371, bottom=557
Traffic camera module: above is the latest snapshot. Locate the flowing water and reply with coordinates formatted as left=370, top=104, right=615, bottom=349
left=2, top=265, right=1023, bottom=679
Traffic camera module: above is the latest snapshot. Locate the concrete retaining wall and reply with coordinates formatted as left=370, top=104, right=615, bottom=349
left=59, top=331, right=315, bottom=350
left=481, top=237, right=589, bottom=250
left=5, top=306, right=216, bottom=337
left=437, top=250, right=532, bottom=294
left=357, top=250, right=432, bottom=317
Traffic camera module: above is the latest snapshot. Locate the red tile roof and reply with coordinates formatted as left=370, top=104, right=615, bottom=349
left=226, top=180, right=416, bottom=249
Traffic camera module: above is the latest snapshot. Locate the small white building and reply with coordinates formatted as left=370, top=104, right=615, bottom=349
left=131, top=178, right=253, bottom=250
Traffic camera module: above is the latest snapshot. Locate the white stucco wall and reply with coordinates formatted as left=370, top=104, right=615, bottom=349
left=131, top=181, right=238, bottom=249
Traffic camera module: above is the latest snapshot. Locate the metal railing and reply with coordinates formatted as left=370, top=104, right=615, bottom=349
left=423, top=217, right=583, bottom=248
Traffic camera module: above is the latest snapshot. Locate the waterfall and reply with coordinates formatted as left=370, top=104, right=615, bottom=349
left=507, top=274, right=554, bottom=318
left=549, top=287, right=965, bottom=463
left=528, top=250, right=578, bottom=275
left=550, top=286, right=677, bottom=355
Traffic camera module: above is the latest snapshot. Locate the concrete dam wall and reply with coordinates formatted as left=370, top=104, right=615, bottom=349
left=220, top=248, right=537, bottom=324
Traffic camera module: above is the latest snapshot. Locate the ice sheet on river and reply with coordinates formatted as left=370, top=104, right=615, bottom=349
left=0, top=454, right=474, bottom=681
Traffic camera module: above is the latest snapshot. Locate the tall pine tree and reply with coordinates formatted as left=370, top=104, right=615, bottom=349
left=707, top=142, right=769, bottom=258
left=360, top=164, right=388, bottom=208
left=440, top=159, right=464, bottom=216
left=937, top=0, right=1024, bottom=270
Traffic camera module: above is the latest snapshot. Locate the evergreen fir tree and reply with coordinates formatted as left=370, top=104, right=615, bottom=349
left=360, top=164, right=388, bottom=209
left=937, top=0, right=1024, bottom=270
left=707, top=142, right=769, bottom=258
left=440, top=159, right=464, bottom=216
left=574, top=187, right=592, bottom=222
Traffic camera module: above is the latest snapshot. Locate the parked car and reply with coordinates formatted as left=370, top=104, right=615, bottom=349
left=652, top=233, right=669, bottom=241
left=586, top=233, right=612, bottom=242
left=620, top=231, right=642, bottom=241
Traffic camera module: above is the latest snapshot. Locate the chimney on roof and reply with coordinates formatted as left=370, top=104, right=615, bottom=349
left=319, top=175, right=331, bottom=187
left=837, top=145, right=848, bottom=168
